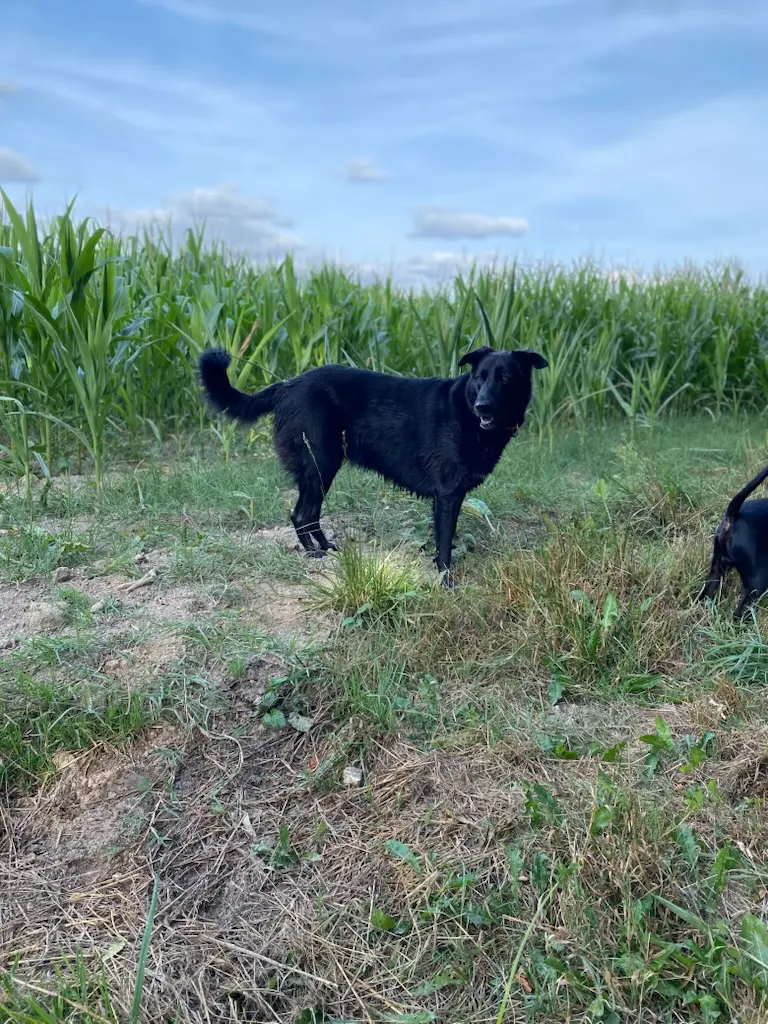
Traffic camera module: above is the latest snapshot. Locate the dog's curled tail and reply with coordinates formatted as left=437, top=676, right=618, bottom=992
left=198, top=348, right=282, bottom=423
left=725, top=464, right=768, bottom=524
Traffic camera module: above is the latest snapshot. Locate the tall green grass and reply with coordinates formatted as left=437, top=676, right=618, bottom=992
left=2, top=192, right=767, bottom=482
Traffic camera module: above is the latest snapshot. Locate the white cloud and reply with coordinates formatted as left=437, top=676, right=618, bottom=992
left=343, top=159, right=388, bottom=184
left=0, top=148, right=39, bottom=183
left=170, top=184, right=286, bottom=224
left=410, top=208, right=529, bottom=240
left=103, top=184, right=301, bottom=259
left=319, top=249, right=506, bottom=286
left=402, top=250, right=504, bottom=280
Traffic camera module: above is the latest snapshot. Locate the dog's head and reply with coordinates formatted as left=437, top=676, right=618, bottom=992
left=459, top=345, right=548, bottom=434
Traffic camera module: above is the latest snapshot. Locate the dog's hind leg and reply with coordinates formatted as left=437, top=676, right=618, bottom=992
left=290, top=439, right=343, bottom=557
left=734, top=588, right=758, bottom=620
left=734, top=571, right=768, bottom=620
left=433, top=492, right=465, bottom=586
left=311, top=528, right=337, bottom=551
left=697, top=546, right=727, bottom=601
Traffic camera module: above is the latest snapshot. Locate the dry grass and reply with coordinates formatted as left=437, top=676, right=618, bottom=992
left=3, top=424, right=768, bottom=1022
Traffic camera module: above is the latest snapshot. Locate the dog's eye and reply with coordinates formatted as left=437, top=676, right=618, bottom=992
left=477, top=371, right=487, bottom=381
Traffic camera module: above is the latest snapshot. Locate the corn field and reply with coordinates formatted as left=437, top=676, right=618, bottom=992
left=2, top=193, right=768, bottom=487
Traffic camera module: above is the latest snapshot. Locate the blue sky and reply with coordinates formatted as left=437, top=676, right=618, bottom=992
left=1, top=0, right=767, bottom=281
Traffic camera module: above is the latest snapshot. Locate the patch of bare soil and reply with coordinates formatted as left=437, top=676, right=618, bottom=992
left=0, top=574, right=211, bottom=650
left=0, top=708, right=535, bottom=1022
left=0, top=472, right=128, bottom=499
left=216, top=655, right=285, bottom=724
left=245, top=578, right=334, bottom=642
left=1, top=520, right=334, bottom=655
left=136, top=583, right=213, bottom=622
left=1, top=725, right=186, bottom=993
left=546, top=695, right=739, bottom=772
left=714, top=722, right=768, bottom=801
left=228, top=520, right=342, bottom=553
left=0, top=582, right=47, bottom=647
left=97, top=632, right=186, bottom=683
left=254, top=524, right=302, bottom=551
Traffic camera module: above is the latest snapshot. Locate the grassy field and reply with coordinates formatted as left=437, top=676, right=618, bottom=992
left=2, top=197, right=768, bottom=1022
left=2, top=415, right=768, bottom=1023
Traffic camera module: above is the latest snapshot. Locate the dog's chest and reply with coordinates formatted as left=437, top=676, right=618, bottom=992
left=455, top=435, right=506, bottom=489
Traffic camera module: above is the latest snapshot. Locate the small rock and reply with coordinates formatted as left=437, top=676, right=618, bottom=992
left=52, top=566, right=74, bottom=583
left=288, top=713, right=314, bottom=734
left=52, top=750, right=79, bottom=771
left=103, top=658, right=124, bottom=674
left=134, top=552, right=148, bottom=565
left=342, top=765, right=363, bottom=787
left=119, top=568, right=157, bottom=593
left=25, top=601, right=67, bottom=634
left=90, top=599, right=107, bottom=614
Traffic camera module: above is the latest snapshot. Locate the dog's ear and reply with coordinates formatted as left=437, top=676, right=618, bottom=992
left=459, top=346, right=493, bottom=370
left=513, top=349, right=548, bottom=370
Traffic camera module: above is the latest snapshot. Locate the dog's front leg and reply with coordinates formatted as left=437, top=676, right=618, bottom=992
left=433, top=492, right=464, bottom=587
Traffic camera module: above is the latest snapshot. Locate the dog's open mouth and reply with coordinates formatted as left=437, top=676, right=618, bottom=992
left=479, top=414, right=495, bottom=430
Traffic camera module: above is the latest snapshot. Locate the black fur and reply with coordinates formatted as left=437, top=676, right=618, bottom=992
left=698, top=464, right=768, bottom=617
left=198, top=345, right=547, bottom=583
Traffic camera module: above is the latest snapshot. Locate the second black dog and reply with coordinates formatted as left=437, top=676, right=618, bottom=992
left=199, top=345, right=548, bottom=582
left=698, top=464, right=768, bottom=617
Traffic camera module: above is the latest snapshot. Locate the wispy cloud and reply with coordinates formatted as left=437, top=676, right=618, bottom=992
left=533, top=95, right=768, bottom=237
left=410, top=209, right=529, bottom=240
left=136, top=0, right=521, bottom=47
left=0, top=148, right=40, bottom=183
left=7, top=55, right=286, bottom=159
left=343, top=159, right=388, bottom=184
left=401, top=250, right=504, bottom=281
left=310, top=249, right=507, bottom=286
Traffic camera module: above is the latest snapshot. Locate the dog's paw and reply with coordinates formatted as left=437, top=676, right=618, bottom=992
left=439, top=570, right=456, bottom=589
left=305, top=550, right=328, bottom=559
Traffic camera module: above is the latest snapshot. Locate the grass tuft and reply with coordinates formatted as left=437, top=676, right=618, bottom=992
left=307, top=542, right=430, bottom=618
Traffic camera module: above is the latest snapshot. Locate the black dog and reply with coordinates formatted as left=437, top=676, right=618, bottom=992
left=698, top=464, right=768, bottom=617
left=198, top=345, right=547, bottom=583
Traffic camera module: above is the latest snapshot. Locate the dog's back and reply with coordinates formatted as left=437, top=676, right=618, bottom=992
left=730, top=497, right=768, bottom=560
left=272, top=363, right=471, bottom=498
